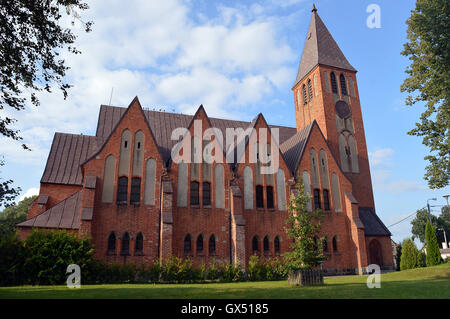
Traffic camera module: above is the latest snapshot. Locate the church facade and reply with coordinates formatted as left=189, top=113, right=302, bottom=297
left=17, top=7, right=393, bottom=274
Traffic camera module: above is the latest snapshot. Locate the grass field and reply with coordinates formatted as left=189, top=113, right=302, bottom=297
left=0, top=264, right=449, bottom=299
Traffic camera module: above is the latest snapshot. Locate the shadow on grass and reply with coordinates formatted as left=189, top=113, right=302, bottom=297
left=0, top=277, right=449, bottom=299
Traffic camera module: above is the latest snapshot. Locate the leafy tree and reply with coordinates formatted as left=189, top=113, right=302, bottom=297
left=0, top=1, right=92, bottom=206
left=400, top=238, right=421, bottom=270
left=0, top=158, right=21, bottom=207
left=0, top=195, right=37, bottom=240
left=400, top=0, right=450, bottom=189
left=425, top=221, right=442, bottom=266
left=283, top=180, right=325, bottom=269
left=411, top=207, right=450, bottom=244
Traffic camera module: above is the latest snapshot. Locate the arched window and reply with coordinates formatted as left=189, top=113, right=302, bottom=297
left=313, top=189, right=321, bottom=210
left=117, top=176, right=128, bottom=204
left=252, top=236, right=259, bottom=253
left=266, top=186, right=274, bottom=209
left=302, top=84, right=307, bottom=105
left=274, top=236, right=280, bottom=254
left=332, top=236, right=338, bottom=252
left=323, top=189, right=330, bottom=211
left=130, top=177, right=141, bottom=204
left=307, top=78, right=313, bottom=101
left=263, top=236, right=270, bottom=253
left=184, top=234, right=192, bottom=253
left=102, top=155, right=116, bottom=203
left=323, top=236, right=328, bottom=253
left=313, top=237, right=318, bottom=251
left=135, top=232, right=143, bottom=255
left=202, top=182, right=211, bottom=206
left=190, top=181, right=199, bottom=205
left=196, top=234, right=203, bottom=253
left=107, top=232, right=116, bottom=255
left=209, top=235, right=216, bottom=255
left=132, top=131, right=145, bottom=176
left=330, top=72, right=338, bottom=94
left=118, top=130, right=131, bottom=176
left=121, top=232, right=130, bottom=256
left=340, top=74, right=348, bottom=96
left=244, top=166, right=253, bottom=209
left=256, top=185, right=264, bottom=208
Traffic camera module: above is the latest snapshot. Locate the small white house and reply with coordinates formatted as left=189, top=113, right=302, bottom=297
left=440, top=242, right=450, bottom=261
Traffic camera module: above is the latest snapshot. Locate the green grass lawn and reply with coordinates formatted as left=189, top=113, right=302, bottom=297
left=0, top=264, right=449, bottom=299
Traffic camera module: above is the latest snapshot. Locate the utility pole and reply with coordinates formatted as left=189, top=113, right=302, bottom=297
left=427, top=198, right=437, bottom=223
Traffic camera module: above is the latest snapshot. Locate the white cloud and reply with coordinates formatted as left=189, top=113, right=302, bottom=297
left=19, top=188, right=39, bottom=202
left=1, top=0, right=299, bottom=177
left=368, top=148, right=394, bottom=168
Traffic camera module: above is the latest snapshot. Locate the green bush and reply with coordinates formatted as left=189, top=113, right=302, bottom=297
left=0, top=230, right=291, bottom=285
left=400, top=238, right=421, bottom=271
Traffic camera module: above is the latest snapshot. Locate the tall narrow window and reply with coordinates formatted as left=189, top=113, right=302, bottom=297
left=196, top=235, right=203, bottom=253
left=330, top=72, right=338, bottom=94
left=323, top=237, right=329, bottom=253
left=117, top=176, right=128, bottom=204
left=263, top=236, right=269, bottom=253
left=266, top=186, right=274, bottom=209
left=313, top=189, right=321, bottom=210
left=333, top=236, right=338, bottom=252
left=256, top=185, right=264, bottom=208
left=107, top=233, right=116, bottom=255
left=121, top=232, right=130, bottom=256
left=184, top=234, right=192, bottom=253
left=244, top=166, right=253, bottom=209
left=202, top=182, right=211, bottom=206
left=252, top=236, right=259, bottom=253
left=323, top=189, right=330, bottom=210
left=307, top=78, right=313, bottom=101
left=313, top=237, right=318, bottom=251
left=135, top=233, right=143, bottom=255
left=190, top=181, right=199, bottom=205
left=274, top=236, right=280, bottom=254
left=130, top=177, right=141, bottom=204
left=340, top=74, right=348, bottom=96
left=302, top=84, right=307, bottom=105
left=209, top=235, right=216, bottom=255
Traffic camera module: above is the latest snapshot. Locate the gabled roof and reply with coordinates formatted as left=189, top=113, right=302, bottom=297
left=16, top=191, right=82, bottom=230
left=293, top=6, right=356, bottom=87
left=359, top=207, right=391, bottom=236
left=40, top=133, right=101, bottom=185
left=96, top=105, right=298, bottom=166
left=279, top=121, right=315, bottom=175
left=40, top=103, right=298, bottom=186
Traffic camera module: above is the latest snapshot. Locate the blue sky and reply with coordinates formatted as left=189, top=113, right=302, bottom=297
left=1, top=0, right=448, bottom=244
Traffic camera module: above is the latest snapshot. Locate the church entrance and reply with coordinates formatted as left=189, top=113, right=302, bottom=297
left=369, top=239, right=383, bottom=266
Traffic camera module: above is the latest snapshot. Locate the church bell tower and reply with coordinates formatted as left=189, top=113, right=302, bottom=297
left=292, top=5, right=375, bottom=208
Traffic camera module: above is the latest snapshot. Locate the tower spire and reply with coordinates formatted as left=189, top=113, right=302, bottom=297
left=293, top=8, right=356, bottom=87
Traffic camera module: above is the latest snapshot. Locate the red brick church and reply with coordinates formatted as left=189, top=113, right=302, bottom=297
left=17, top=6, right=394, bottom=274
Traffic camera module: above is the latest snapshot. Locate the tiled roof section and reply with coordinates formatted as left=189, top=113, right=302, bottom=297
left=41, top=133, right=101, bottom=185
left=16, top=191, right=82, bottom=230
left=96, top=105, right=297, bottom=164
left=279, top=122, right=314, bottom=174
left=294, top=9, right=356, bottom=87
left=359, top=207, right=392, bottom=236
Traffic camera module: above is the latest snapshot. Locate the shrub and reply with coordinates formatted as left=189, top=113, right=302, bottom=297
left=0, top=236, right=27, bottom=286
left=400, top=238, right=421, bottom=271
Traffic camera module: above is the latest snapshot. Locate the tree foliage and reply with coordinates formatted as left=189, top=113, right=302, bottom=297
left=400, top=0, right=450, bottom=189
left=283, top=180, right=325, bottom=269
left=0, top=195, right=37, bottom=240
left=411, top=206, right=450, bottom=244
left=400, top=238, right=422, bottom=270
left=425, top=221, right=442, bottom=266
left=0, top=0, right=92, bottom=206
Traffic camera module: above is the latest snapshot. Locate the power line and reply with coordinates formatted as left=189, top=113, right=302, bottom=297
left=387, top=207, right=426, bottom=229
